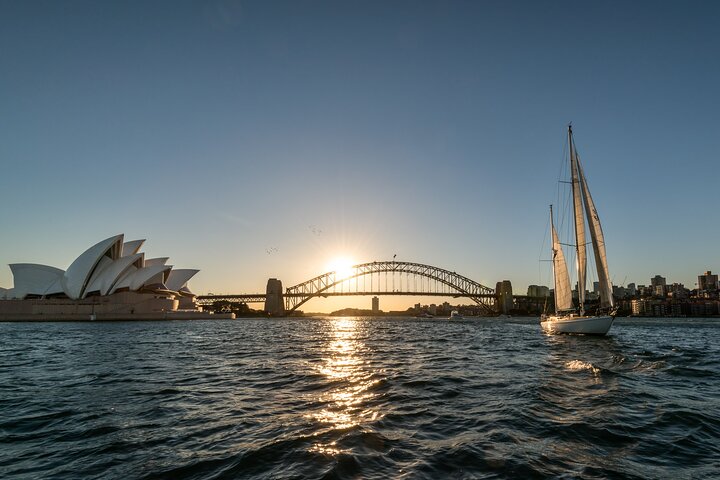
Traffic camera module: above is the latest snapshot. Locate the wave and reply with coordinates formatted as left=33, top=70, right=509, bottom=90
left=1, top=317, right=718, bottom=479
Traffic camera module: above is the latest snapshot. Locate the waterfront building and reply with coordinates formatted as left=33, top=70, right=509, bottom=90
left=372, top=296, right=379, bottom=314
left=637, top=285, right=653, bottom=297
left=690, top=302, right=719, bottom=316
left=651, top=275, right=667, bottom=297
left=651, top=302, right=668, bottom=316
left=631, top=299, right=650, bottom=316
left=0, top=234, right=218, bottom=320
left=698, top=271, right=718, bottom=292
left=668, top=283, right=688, bottom=299
left=613, top=285, right=628, bottom=299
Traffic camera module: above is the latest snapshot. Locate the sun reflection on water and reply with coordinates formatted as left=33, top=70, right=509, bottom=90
left=308, top=317, right=382, bottom=454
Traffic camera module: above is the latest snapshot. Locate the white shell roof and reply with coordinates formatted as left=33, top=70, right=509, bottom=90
left=9, top=264, right=65, bottom=298
left=112, top=264, right=172, bottom=292
left=166, top=269, right=199, bottom=292
left=6, top=234, right=198, bottom=300
left=61, top=234, right=124, bottom=299
left=144, top=257, right=169, bottom=267
left=122, top=239, right=145, bottom=257
left=83, top=253, right=144, bottom=297
left=81, top=256, right=114, bottom=297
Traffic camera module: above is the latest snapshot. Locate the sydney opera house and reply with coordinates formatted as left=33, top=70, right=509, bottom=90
left=0, top=234, right=232, bottom=320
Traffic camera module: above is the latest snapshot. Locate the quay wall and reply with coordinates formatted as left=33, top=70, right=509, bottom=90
left=0, top=291, right=235, bottom=321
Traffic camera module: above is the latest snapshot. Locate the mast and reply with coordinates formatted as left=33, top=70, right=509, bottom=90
left=550, top=204, right=556, bottom=314
left=569, top=125, right=586, bottom=315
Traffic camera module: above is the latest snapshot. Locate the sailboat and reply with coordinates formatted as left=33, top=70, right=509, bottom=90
left=541, top=125, right=617, bottom=335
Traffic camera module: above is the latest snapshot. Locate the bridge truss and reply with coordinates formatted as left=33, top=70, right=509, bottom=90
left=283, top=261, right=496, bottom=313
left=196, top=294, right=266, bottom=304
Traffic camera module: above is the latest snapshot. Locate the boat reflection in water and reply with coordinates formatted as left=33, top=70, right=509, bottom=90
left=308, top=317, right=382, bottom=455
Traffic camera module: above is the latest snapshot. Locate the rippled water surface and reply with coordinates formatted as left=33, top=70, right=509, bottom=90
left=1, top=317, right=719, bottom=479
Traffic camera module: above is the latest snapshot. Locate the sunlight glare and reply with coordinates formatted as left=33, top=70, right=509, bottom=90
left=326, top=257, right=355, bottom=281
left=307, top=317, right=383, bottom=455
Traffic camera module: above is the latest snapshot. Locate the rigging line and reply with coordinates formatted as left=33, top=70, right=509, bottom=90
left=539, top=207, right=551, bottom=262
left=553, top=126, right=570, bottom=239
left=539, top=205, right=551, bottom=286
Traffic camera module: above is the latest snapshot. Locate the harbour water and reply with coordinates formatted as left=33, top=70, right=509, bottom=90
left=1, top=317, right=719, bottom=479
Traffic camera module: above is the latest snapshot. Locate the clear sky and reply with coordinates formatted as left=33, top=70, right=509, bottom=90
left=1, top=0, right=718, bottom=312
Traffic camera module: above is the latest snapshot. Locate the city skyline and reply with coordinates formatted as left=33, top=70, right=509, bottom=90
left=1, top=1, right=719, bottom=313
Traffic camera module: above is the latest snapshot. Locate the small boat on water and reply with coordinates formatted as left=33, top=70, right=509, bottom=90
left=450, top=310, right=463, bottom=320
left=540, top=125, right=617, bottom=336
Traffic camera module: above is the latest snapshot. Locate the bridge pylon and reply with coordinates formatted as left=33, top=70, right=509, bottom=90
left=495, top=280, right=513, bottom=314
left=264, top=278, right=285, bottom=316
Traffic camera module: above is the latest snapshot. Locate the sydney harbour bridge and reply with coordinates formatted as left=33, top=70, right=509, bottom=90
left=196, top=260, right=526, bottom=315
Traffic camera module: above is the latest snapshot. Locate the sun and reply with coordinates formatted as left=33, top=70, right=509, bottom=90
left=327, top=257, right=356, bottom=281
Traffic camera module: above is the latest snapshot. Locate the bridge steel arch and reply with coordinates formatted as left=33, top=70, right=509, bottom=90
left=284, top=261, right=497, bottom=313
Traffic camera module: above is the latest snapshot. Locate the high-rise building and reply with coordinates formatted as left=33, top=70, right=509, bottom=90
left=612, top=285, right=628, bottom=299
left=669, top=283, right=688, bottom=299
left=651, top=275, right=667, bottom=297
left=698, top=271, right=718, bottom=291
left=371, top=296, right=379, bottom=313
left=637, top=285, right=652, bottom=297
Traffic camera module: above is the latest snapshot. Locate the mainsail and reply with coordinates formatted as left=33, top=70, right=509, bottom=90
left=578, top=160, right=614, bottom=309
left=551, top=219, right=573, bottom=311
left=569, top=128, right=586, bottom=312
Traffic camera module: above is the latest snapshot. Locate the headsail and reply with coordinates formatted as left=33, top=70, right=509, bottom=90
left=569, top=127, right=586, bottom=312
left=551, top=218, right=573, bottom=312
left=578, top=160, right=614, bottom=309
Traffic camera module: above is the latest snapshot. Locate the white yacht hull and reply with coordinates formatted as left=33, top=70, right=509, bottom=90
left=540, top=314, right=614, bottom=335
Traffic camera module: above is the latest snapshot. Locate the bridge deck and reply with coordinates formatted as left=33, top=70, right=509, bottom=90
left=196, top=291, right=500, bottom=304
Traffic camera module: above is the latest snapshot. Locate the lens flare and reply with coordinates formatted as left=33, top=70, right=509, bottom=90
left=326, top=257, right=355, bottom=281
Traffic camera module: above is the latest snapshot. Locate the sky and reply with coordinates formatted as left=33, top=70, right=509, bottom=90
left=1, top=0, right=718, bottom=312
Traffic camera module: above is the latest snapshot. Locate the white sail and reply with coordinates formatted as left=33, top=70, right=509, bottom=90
left=569, top=129, right=586, bottom=311
left=578, top=160, right=614, bottom=309
left=552, top=220, right=573, bottom=311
